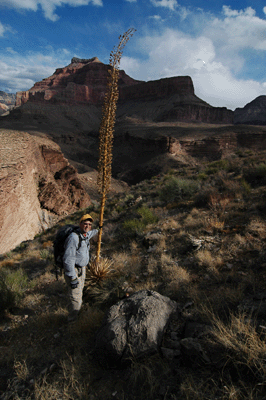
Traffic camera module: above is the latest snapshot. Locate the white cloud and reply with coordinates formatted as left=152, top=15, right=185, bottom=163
left=122, top=27, right=266, bottom=110
left=6, top=47, right=18, bottom=54
left=150, top=0, right=177, bottom=11
left=0, top=48, right=71, bottom=92
left=0, top=22, right=5, bottom=36
left=124, top=0, right=137, bottom=2
left=205, top=6, right=266, bottom=52
left=148, top=15, right=162, bottom=21
left=0, top=0, right=103, bottom=21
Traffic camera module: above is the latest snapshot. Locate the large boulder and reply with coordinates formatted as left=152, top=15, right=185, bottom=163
left=94, top=289, right=177, bottom=367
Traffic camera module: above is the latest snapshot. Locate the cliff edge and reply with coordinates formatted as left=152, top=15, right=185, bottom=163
left=0, top=129, right=91, bottom=253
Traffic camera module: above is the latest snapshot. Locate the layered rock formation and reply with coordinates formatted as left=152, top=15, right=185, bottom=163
left=0, top=91, right=16, bottom=116
left=15, top=57, right=233, bottom=124
left=16, top=57, right=141, bottom=107
left=113, top=123, right=266, bottom=183
left=0, top=129, right=90, bottom=253
left=234, top=96, right=266, bottom=125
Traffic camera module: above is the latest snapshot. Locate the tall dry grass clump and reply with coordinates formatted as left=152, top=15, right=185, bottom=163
left=88, top=28, right=135, bottom=283
left=210, top=311, right=266, bottom=378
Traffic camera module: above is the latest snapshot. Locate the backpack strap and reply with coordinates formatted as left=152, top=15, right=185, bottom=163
left=72, top=228, right=84, bottom=251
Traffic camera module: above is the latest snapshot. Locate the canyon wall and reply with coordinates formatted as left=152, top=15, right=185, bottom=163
left=16, top=57, right=141, bottom=107
left=0, top=129, right=91, bottom=254
left=15, top=57, right=233, bottom=125
left=0, top=91, right=16, bottom=116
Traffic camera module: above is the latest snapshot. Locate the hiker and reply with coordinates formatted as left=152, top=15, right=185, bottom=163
left=63, top=214, right=99, bottom=322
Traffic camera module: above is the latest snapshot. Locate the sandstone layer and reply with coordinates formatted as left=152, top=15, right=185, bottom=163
left=0, top=129, right=90, bottom=254
left=16, top=57, right=141, bottom=107
left=15, top=57, right=233, bottom=125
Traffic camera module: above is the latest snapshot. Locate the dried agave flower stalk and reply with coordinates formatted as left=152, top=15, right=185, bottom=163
left=95, top=28, right=136, bottom=266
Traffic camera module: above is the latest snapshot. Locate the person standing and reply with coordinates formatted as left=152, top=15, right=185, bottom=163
left=63, top=214, right=98, bottom=322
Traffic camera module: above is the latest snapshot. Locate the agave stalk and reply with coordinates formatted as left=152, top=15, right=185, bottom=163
left=96, top=28, right=135, bottom=264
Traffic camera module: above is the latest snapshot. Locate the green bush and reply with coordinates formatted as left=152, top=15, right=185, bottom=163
left=241, top=178, right=251, bottom=194
left=123, top=206, right=158, bottom=235
left=205, top=159, right=229, bottom=175
left=0, top=268, right=29, bottom=314
left=137, top=206, right=158, bottom=225
left=159, top=177, right=199, bottom=203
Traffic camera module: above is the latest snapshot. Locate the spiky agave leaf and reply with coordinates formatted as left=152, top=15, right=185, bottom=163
left=87, top=257, right=114, bottom=285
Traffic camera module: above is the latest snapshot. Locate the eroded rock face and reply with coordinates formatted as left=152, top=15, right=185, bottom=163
left=16, top=57, right=141, bottom=107
left=234, top=96, right=266, bottom=125
left=0, top=129, right=91, bottom=254
left=15, top=57, right=233, bottom=124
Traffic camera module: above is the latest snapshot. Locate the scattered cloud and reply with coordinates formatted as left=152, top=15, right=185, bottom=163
left=125, top=0, right=137, bottom=2
left=121, top=25, right=266, bottom=110
left=0, top=22, right=5, bottom=36
left=150, top=0, right=177, bottom=11
left=204, top=6, right=266, bottom=52
left=0, top=48, right=70, bottom=92
left=6, top=47, right=18, bottom=54
left=148, top=15, right=163, bottom=21
left=0, top=0, right=103, bottom=22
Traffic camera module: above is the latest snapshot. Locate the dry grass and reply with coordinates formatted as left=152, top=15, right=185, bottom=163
left=195, top=249, right=223, bottom=274
left=210, top=311, right=266, bottom=378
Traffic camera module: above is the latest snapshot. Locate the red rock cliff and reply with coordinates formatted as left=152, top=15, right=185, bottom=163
left=16, top=57, right=141, bottom=107
left=15, top=57, right=233, bottom=124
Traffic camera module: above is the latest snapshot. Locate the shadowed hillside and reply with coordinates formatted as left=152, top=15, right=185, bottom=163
left=1, top=148, right=266, bottom=399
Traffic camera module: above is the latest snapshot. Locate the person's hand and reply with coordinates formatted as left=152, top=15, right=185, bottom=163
left=70, top=278, right=79, bottom=289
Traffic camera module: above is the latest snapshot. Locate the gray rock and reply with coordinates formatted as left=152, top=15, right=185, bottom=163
left=94, top=289, right=177, bottom=367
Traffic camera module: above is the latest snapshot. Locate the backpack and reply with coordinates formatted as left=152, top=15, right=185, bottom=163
left=53, top=225, right=82, bottom=279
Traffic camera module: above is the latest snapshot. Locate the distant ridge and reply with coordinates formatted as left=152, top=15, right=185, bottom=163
left=15, top=57, right=233, bottom=124
left=234, top=95, right=266, bottom=125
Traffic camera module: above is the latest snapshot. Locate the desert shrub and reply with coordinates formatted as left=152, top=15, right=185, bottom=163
left=137, top=206, right=158, bottom=225
left=0, top=268, right=29, bottom=313
left=123, top=206, right=158, bottom=235
left=241, top=178, right=251, bottom=194
left=243, top=163, right=266, bottom=186
left=196, top=172, right=208, bottom=180
left=205, top=159, right=229, bottom=175
left=159, top=177, right=199, bottom=203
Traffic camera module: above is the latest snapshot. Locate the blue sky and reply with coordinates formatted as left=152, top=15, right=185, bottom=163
left=1, top=0, right=266, bottom=110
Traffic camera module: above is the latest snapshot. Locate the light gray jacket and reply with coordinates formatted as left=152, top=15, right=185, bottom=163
left=63, top=228, right=98, bottom=279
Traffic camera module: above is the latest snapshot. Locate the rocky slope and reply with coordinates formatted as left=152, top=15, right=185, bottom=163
left=0, top=129, right=91, bottom=254
left=234, top=95, right=266, bottom=125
